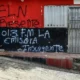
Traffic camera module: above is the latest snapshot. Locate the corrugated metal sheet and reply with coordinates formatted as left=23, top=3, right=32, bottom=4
left=69, top=7, right=80, bottom=29
left=44, top=6, right=68, bottom=28
left=68, top=7, right=80, bottom=53
left=68, top=29, right=80, bottom=53
left=44, top=6, right=80, bottom=53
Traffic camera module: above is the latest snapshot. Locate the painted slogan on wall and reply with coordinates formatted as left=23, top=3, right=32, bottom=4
left=0, top=28, right=67, bottom=52
left=0, top=5, right=40, bottom=28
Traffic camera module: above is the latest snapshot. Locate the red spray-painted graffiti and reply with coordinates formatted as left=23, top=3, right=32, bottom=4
left=0, top=5, right=39, bottom=28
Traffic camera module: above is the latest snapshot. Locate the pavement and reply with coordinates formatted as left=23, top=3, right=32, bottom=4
left=0, top=52, right=80, bottom=70
left=0, top=56, right=80, bottom=80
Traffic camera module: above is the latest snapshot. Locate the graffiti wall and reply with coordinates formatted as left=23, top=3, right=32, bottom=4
left=0, top=0, right=73, bottom=28
left=0, top=0, right=73, bottom=52
left=0, top=28, right=67, bottom=52
left=0, top=4, right=40, bottom=28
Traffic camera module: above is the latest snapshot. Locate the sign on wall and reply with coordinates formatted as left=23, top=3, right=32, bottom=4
left=0, top=28, right=67, bottom=52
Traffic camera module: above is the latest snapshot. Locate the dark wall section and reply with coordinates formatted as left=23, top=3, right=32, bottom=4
left=0, top=28, right=67, bottom=52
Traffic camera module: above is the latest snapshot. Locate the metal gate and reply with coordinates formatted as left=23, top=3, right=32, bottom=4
left=68, top=7, right=80, bottom=53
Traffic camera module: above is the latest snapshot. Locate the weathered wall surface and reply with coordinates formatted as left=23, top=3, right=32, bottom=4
left=0, top=0, right=74, bottom=52
left=0, top=0, right=73, bottom=28
left=0, top=28, right=67, bottom=52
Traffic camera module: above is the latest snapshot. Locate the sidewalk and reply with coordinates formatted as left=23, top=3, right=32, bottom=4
left=0, top=52, right=80, bottom=70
